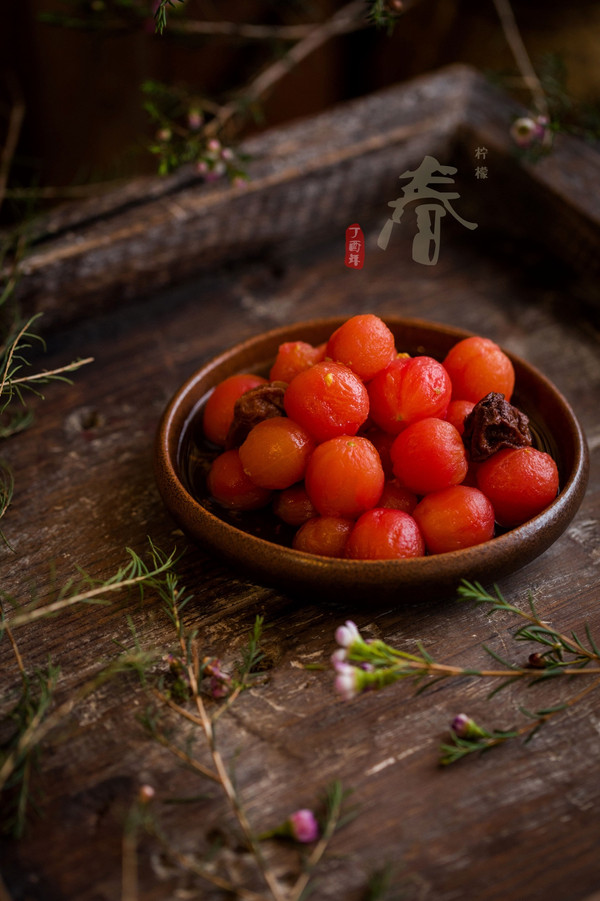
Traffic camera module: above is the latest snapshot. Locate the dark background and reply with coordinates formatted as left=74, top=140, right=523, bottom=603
left=2, top=0, right=600, bottom=217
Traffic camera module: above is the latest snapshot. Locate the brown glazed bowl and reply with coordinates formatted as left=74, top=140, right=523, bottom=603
left=154, top=317, right=589, bottom=601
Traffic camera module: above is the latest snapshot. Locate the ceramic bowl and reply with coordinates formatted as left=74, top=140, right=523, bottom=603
left=154, top=317, right=589, bottom=600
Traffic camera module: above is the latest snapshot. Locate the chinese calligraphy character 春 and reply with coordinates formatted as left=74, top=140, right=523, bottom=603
left=475, top=146, right=488, bottom=160
left=345, top=223, right=365, bottom=269
left=475, top=166, right=488, bottom=180
left=377, top=156, right=477, bottom=266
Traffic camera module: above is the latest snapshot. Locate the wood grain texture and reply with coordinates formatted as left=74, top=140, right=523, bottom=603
left=1, top=67, right=600, bottom=901
left=8, top=64, right=600, bottom=333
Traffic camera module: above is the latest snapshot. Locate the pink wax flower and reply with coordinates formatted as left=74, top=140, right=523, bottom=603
left=288, top=809, right=320, bottom=843
left=335, top=620, right=361, bottom=648
left=334, top=661, right=361, bottom=700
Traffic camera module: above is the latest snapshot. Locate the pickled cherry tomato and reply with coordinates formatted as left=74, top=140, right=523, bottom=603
left=345, top=509, right=425, bottom=560
left=305, top=436, right=384, bottom=518
left=269, top=341, right=325, bottom=383
left=363, top=427, right=396, bottom=477
left=368, top=355, right=452, bottom=434
left=283, top=361, right=370, bottom=443
left=272, top=484, right=317, bottom=526
left=413, top=486, right=495, bottom=554
left=203, top=373, right=267, bottom=446
left=325, top=314, right=396, bottom=381
left=443, top=336, right=515, bottom=403
left=238, top=417, right=315, bottom=490
left=207, top=449, right=272, bottom=511
left=390, top=418, right=468, bottom=495
left=292, top=516, right=354, bottom=557
left=476, top=447, right=559, bottom=528
left=378, top=479, right=418, bottom=514
left=445, top=399, right=475, bottom=436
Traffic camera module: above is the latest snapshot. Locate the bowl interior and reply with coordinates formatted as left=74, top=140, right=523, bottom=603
left=155, top=317, right=589, bottom=599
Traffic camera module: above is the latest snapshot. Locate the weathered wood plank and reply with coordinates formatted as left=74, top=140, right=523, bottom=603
left=7, top=63, right=600, bottom=334
left=1, top=211, right=599, bottom=900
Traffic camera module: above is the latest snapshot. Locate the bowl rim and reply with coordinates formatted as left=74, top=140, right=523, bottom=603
left=154, top=316, right=590, bottom=590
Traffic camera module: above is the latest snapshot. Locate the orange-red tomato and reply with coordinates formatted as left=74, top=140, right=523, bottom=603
left=203, top=373, right=267, bottom=446
left=269, top=341, right=325, bottom=383
left=304, top=436, right=384, bottom=518
left=207, top=449, right=272, bottom=511
left=238, top=417, right=315, bottom=490
left=325, top=314, right=396, bottom=381
left=377, top=479, right=418, bottom=514
left=413, top=486, right=495, bottom=553
left=476, top=447, right=559, bottom=528
left=284, top=361, right=370, bottom=443
left=292, top=516, right=354, bottom=557
left=368, top=355, right=452, bottom=434
left=390, top=418, right=468, bottom=495
left=272, top=484, right=317, bottom=526
left=345, top=508, right=425, bottom=560
left=443, top=336, right=515, bottom=403
left=362, top=426, right=396, bottom=478
left=445, top=399, right=475, bottom=436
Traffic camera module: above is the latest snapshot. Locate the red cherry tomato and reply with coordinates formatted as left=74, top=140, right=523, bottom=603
left=203, top=373, right=267, bottom=446
left=476, top=447, right=559, bottom=528
left=284, top=361, right=370, bottom=443
left=292, top=516, right=354, bottom=557
left=238, top=417, right=315, bottom=490
left=269, top=341, right=325, bottom=383
left=325, top=314, right=396, bottom=381
left=207, top=449, right=272, bottom=511
left=443, top=336, right=515, bottom=403
left=413, top=485, right=495, bottom=553
left=378, top=479, right=418, bottom=514
left=390, top=418, right=468, bottom=495
left=304, top=436, right=384, bottom=518
left=345, top=508, right=425, bottom=560
left=272, top=484, right=317, bottom=526
left=368, top=355, right=452, bottom=434
left=445, top=399, right=475, bottom=436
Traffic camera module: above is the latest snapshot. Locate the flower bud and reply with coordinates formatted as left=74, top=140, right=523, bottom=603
left=187, top=108, right=203, bottom=130
left=259, top=808, right=320, bottom=843
left=289, top=809, right=320, bottom=843
left=451, top=713, right=488, bottom=739
left=510, top=115, right=548, bottom=148
left=330, top=647, right=348, bottom=669
left=527, top=652, right=547, bottom=669
left=335, top=620, right=361, bottom=648
left=334, top=662, right=360, bottom=700
left=138, top=784, right=155, bottom=803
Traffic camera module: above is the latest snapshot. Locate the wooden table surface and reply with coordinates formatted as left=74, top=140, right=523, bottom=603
left=1, top=67, right=600, bottom=901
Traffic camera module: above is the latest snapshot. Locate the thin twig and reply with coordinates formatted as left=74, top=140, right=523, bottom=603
left=3, top=620, right=27, bottom=688
left=169, top=19, right=328, bottom=41
left=205, top=0, right=369, bottom=139
left=492, top=0, right=549, bottom=118
left=288, top=787, right=344, bottom=901
left=0, top=317, right=34, bottom=400
left=160, top=841, right=267, bottom=901
left=121, top=828, right=139, bottom=901
left=0, top=95, right=26, bottom=214
left=480, top=674, right=600, bottom=752
left=5, top=560, right=173, bottom=629
left=9, top=357, right=94, bottom=387
left=169, top=602, right=286, bottom=901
